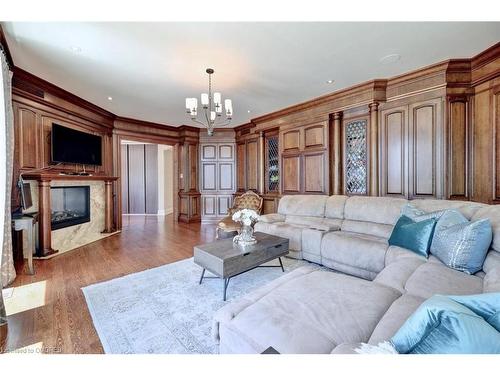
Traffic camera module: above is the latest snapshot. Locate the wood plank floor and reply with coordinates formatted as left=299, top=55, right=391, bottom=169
left=2, top=215, right=215, bottom=354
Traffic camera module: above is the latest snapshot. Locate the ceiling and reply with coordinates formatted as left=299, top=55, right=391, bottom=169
left=3, top=22, right=500, bottom=127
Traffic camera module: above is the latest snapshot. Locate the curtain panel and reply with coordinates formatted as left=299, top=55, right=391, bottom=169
left=0, top=50, right=15, bottom=288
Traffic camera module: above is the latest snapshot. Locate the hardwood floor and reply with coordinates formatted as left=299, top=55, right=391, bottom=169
left=2, top=215, right=215, bottom=354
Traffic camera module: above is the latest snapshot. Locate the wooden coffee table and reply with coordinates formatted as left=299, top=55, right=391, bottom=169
left=193, top=232, right=289, bottom=301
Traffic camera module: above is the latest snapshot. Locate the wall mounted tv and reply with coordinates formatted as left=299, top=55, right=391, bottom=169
left=51, top=123, right=102, bottom=166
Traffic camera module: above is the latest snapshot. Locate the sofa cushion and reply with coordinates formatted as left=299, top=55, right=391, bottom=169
left=409, top=199, right=486, bottom=220
left=472, top=205, right=500, bottom=253
left=368, top=294, right=425, bottom=344
left=385, top=245, right=427, bottom=265
left=285, top=215, right=325, bottom=227
left=321, top=231, right=388, bottom=277
left=341, top=219, right=393, bottom=239
left=404, top=262, right=483, bottom=299
left=258, top=213, right=285, bottom=223
left=277, top=195, right=327, bottom=217
left=218, top=269, right=401, bottom=354
left=374, top=258, right=426, bottom=293
left=343, top=196, right=408, bottom=225
left=325, top=195, right=348, bottom=219
left=254, top=222, right=305, bottom=255
left=388, top=215, right=437, bottom=257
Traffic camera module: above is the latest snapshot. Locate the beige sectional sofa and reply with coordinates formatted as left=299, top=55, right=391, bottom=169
left=213, top=195, right=500, bottom=354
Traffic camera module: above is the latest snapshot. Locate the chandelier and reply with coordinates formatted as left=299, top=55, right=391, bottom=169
left=185, top=68, right=233, bottom=136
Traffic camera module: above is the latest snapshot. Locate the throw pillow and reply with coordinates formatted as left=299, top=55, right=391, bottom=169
left=391, top=294, right=500, bottom=354
left=388, top=215, right=437, bottom=257
left=431, top=218, right=492, bottom=274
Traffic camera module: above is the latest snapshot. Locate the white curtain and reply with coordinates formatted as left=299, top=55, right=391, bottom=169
left=0, top=49, right=15, bottom=291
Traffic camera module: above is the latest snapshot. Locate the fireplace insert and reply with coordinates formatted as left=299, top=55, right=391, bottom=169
left=51, top=186, right=91, bottom=230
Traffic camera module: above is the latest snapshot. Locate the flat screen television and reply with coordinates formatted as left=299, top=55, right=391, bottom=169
left=51, top=123, right=102, bottom=165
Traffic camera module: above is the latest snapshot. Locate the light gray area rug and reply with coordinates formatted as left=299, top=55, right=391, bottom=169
left=82, top=257, right=309, bottom=354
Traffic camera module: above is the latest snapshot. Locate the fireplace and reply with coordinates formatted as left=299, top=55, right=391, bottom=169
left=51, top=186, right=91, bottom=230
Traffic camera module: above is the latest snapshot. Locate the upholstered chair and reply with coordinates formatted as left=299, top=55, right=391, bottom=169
left=216, top=191, right=263, bottom=239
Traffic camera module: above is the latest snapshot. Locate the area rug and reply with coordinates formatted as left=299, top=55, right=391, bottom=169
left=82, top=257, right=309, bottom=354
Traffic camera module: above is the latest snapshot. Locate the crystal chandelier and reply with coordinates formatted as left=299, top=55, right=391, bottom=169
left=185, top=68, right=233, bottom=136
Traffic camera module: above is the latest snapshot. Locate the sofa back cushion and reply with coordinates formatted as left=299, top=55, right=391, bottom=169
left=409, top=199, right=486, bottom=220
left=277, top=195, right=328, bottom=217
left=472, top=206, right=500, bottom=253
left=325, top=195, right=348, bottom=219
left=344, top=196, right=408, bottom=225
left=285, top=215, right=325, bottom=227
left=341, top=220, right=393, bottom=239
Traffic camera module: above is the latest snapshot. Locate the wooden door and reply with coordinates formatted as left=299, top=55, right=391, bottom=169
left=380, top=106, right=408, bottom=198
left=408, top=98, right=443, bottom=199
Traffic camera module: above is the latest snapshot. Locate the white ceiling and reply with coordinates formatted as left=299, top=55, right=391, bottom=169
left=3, top=22, right=500, bottom=127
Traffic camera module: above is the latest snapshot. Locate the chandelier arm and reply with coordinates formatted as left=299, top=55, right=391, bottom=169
left=190, top=118, right=207, bottom=127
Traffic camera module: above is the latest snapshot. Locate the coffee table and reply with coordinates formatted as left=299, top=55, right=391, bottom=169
left=193, top=232, right=289, bottom=301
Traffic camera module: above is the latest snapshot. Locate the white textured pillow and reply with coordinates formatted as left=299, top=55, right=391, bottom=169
left=354, top=341, right=398, bottom=354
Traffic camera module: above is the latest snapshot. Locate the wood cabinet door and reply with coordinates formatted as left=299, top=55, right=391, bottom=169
left=303, top=152, right=326, bottom=193
left=282, top=129, right=301, bottom=152
left=201, top=162, right=217, bottom=191
left=380, top=106, right=408, bottom=198
left=282, top=154, right=301, bottom=193
left=408, top=98, right=443, bottom=199
left=303, top=123, right=327, bottom=150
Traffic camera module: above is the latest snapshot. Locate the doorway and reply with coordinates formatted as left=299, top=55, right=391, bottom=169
left=120, top=141, right=174, bottom=216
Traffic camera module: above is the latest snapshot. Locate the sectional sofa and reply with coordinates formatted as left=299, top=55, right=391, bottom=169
left=213, top=195, right=500, bottom=354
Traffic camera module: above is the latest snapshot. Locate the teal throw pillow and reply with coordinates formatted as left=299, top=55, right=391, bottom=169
left=388, top=215, right=437, bottom=257
left=391, top=293, right=500, bottom=354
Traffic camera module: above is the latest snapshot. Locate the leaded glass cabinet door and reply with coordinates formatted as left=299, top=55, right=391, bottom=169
left=344, top=119, right=368, bottom=195
left=265, top=134, right=280, bottom=193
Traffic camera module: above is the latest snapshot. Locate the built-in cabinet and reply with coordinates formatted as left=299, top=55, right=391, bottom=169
left=280, top=121, right=329, bottom=195
left=178, top=141, right=200, bottom=223
left=379, top=97, right=444, bottom=199
left=200, top=132, right=236, bottom=222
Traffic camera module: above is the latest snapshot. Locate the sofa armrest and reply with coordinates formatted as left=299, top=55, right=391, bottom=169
left=308, top=223, right=340, bottom=232
left=258, top=213, right=285, bottom=223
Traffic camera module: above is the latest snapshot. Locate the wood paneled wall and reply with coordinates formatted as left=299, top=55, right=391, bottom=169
left=12, top=68, right=115, bottom=211
left=234, top=42, right=500, bottom=211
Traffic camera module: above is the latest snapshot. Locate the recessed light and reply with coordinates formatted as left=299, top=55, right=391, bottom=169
left=70, top=46, right=82, bottom=54
left=107, top=96, right=113, bottom=101
left=326, top=79, right=334, bottom=84
left=380, top=54, right=401, bottom=64
left=247, top=110, right=251, bottom=113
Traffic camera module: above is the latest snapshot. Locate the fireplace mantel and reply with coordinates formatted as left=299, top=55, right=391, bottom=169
left=22, top=173, right=119, bottom=257
left=22, top=172, right=118, bottom=182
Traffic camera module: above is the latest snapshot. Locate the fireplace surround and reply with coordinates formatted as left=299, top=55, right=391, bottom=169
left=51, top=186, right=91, bottom=230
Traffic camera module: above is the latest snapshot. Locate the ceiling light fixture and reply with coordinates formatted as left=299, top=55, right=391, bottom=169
left=107, top=96, right=113, bottom=101
left=185, top=68, right=233, bottom=136
left=379, top=54, right=401, bottom=64
left=326, top=79, right=334, bottom=84
left=247, top=110, right=251, bottom=113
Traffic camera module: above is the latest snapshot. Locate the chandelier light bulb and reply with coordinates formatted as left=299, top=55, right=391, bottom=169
left=210, top=111, right=216, bottom=122
left=201, top=93, right=209, bottom=107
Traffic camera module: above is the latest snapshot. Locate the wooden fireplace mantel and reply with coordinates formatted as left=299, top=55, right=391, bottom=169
left=22, top=172, right=119, bottom=257
left=22, top=172, right=119, bottom=182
